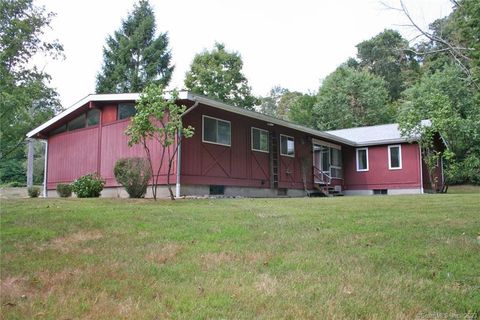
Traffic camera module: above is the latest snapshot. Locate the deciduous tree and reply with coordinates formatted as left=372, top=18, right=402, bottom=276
left=125, top=85, right=194, bottom=200
left=184, top=43, right=257, bottom=110
left=313, top=66, right=392, bottom=130
left=0, top=0, right=63, bottom=183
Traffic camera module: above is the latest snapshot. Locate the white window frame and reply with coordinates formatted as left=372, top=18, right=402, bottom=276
left=280, top=134, right=295, bottom=157
left=388, top=144, right=402, bottom=170
left=202, top=115, right=231, bottom=147
left=251, top=127, right=269, bottom=153
left=356, top=147, right=369, bottom=172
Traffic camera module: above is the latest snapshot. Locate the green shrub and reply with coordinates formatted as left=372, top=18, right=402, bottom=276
left=7, top=181, right=25, bottom=187
left=72, top=173, right=105, bottom=198
left=56, top=183, right=72, bottom=197
left=114, top=157, right=152, bottom=198
left=28, top=186, right=41, bottom=198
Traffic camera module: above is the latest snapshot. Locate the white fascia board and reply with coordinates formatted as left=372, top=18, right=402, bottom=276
left=186, top=93, right=356, bottom=146
left=26, top=93, right=142, bottom=138
left=355, top=138, right=415, bottom=146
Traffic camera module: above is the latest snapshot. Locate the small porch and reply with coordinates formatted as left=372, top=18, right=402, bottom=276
left=311, top=139, right=343, bottom=196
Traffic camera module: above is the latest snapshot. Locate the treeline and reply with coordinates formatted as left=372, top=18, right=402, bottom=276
left=1, top=0, right=478, bottom=185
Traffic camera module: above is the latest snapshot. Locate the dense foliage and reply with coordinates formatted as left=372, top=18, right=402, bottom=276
left=114, top=157, right=152, bottom=198
left=314, top=66, right=392, bottom=130
left=96, top=0, right=173, bottom=93
left=72, top=173, right=105, bottom=198
left=27, top=186, right=40, bottom=197
left=125, top=85, right=194, bottom=200
left=56, top=183, right=72, bottom=197
left=184, top=43, right=258, bottom=110
left=0, top=0, right=62, bottom=184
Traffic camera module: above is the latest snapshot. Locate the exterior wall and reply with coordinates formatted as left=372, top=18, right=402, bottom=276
left=46, top=102, right=176, bottom=190
left=180, top=104, right=327, bottom=192
left=47, top=127, right=99, bottom=189
left=342, top=143, right=421, bottom=192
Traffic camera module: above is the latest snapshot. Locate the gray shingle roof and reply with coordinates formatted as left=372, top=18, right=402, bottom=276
left=326, top=121, right=430, bottom=146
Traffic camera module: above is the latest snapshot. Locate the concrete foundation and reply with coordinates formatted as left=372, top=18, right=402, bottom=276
left=344, top=188, right=422, bottom=196
left=46, top=185, right=309, bottom=198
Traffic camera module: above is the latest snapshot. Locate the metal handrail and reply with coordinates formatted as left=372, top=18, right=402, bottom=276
left=313, top=166, right=331, bottom=185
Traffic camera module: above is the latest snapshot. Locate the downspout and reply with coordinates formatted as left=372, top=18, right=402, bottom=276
left=418, top=143, right=424, bottom=194
left=40, top=139, right=48, bottom=197
left=176, top=99, right=199, bottom=198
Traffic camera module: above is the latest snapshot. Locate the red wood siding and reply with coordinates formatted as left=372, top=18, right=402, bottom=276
left=46, top=103, right=176, bottom=189
left=180, top=104, right=317, bottom=190
left=101, top=104, right=117, bottom=123
left=100, top=119, right=176, bottom=187
left=343, top=143, right=421, bottom=190
left=47, top=127, right=99, bottom=189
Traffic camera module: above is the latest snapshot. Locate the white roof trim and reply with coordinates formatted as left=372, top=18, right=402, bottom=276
left=26, top=92, right=192, bottom=138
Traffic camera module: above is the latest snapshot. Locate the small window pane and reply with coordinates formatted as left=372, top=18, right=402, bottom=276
left=217, top=120, right=231, bottom=145
left=260, top=131, right=268, bottom=151
left=357, top=149, right=368, bottom=170
left=390, top=146, right=400, bottom=168
left=50, top=124, right=66, bottom=135
left=280, top=135, right=294, bottom=156
left=118, top=103, right=136, bottom=120
left=331, top=149, right=342, bottom=167
left=68, top=114, right=86, bottom=131
left=252, top=128, right=268, bottom=152
left=203, top=117, right=217, bottom=142
left=87, top=109, right=100, bottom=126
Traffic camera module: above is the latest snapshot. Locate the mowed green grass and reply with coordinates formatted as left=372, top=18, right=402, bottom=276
left=1, top=195, right=479, bottom=319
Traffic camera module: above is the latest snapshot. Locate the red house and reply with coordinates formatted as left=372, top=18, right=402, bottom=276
left=26, top=92, right=444, bottom=197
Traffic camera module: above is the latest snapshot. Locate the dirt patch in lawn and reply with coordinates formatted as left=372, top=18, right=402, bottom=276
left=255, top=273, right=278, bottom=296
left=145, top=243, right=183, bottom=264
left=50, top=230, right=103, bottom=253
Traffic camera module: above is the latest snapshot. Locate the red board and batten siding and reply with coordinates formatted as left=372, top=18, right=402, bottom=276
left=342, top=143, right=421, bottom=191
left=180, top=104, right=341, bottom=190
left=46, top=104, right=176, bottom=189
left=47, top=127, right=99, bottom=189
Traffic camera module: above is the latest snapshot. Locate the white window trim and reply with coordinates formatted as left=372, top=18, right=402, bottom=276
left=280, top=134, right=295, bottom=157
left=251, top=127, right=269, bottom=153
left=356, top=147, right=369, bottom=172
left=202, top=115, right=231, bottom=147
left=388, top=144, right=402, bottom=170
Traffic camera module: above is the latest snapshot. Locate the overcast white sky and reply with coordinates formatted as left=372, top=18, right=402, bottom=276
left=36, top=0, right=453, bottom=107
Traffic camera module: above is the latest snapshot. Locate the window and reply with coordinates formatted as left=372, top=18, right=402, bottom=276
left=118, top=103, right=136, bottom=120
left=87, top=109, right=100, bottom=126
left=388, top=145, right=402, bottom=170
left=356, top=148, right=369, bottom=171
left=251, top=127, right=269, bottom=153
left=209, top=185, right=225, bottom=195
left=330, top=148, right=343, bottom=178
left=67, top=114, right=86, bottom=131
left=50, top=124, right=66, bottom=135
left=202, top=115, right=231, bottom=146
left=280, top=135, right=295, bottom=157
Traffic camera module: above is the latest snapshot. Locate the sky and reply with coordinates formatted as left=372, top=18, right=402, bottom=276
left=35, top=0, right=454, bottom=107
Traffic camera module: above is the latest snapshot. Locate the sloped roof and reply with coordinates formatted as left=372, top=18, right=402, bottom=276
left=326, top=120, right=429, bottom=146
left=27, top=91, right=424, bottom=147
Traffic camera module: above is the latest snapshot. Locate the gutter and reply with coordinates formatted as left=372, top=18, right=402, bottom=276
left=176, top=99, right=199, bottom=198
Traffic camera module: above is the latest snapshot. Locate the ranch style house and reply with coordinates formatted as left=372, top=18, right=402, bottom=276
left=26, top=92, right=444, bottom=198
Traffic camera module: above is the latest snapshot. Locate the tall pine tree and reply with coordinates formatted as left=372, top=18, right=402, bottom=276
left=96, top=0, right=173, bottom=93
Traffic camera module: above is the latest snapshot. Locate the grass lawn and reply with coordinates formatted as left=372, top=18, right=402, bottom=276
left=1, top=195, right=479, bottom=319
